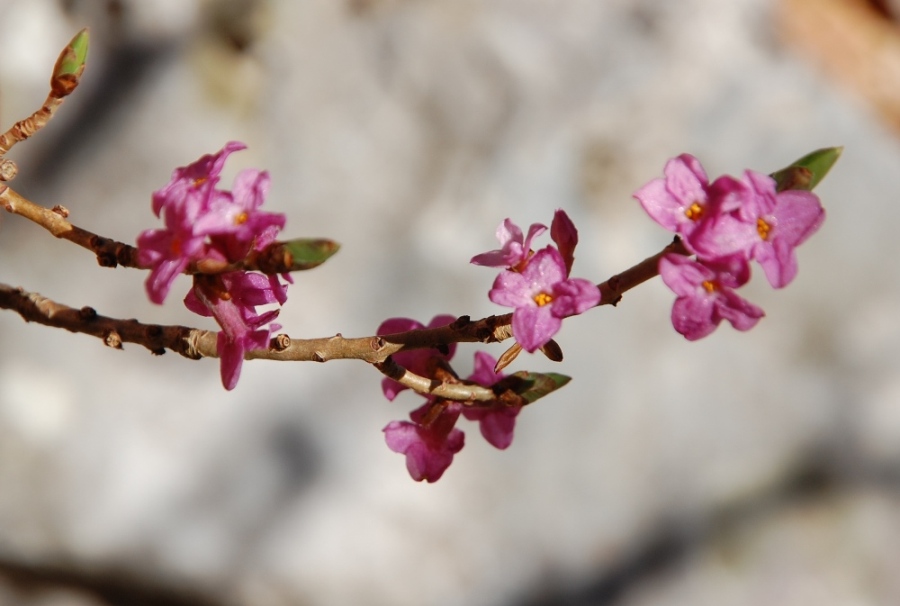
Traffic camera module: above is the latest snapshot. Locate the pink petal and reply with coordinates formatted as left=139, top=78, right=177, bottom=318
left=512, top=305, right=559, bottom=353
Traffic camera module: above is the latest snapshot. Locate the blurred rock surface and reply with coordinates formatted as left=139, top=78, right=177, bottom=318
left=1, top=0, right=899, bottom=605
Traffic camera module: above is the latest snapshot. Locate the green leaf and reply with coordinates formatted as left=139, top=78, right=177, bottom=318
left=51, top=29, right=90, bottom=97
left=283, top=238, right=340, bottom=271
left=770, top=146, right=842, bottom=192
left=496, top=371, right=571, bottom=405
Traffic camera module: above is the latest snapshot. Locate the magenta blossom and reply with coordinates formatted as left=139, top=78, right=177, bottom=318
left=637, top=156, right=826, bottom=284
left=376, top=315, right=457, bottom=401
left=185, top=272, right=287, bottom=390
left=138, top=142, right=287, bottom=304
left=150, top=141, right=245, bottom=219
left=742, top=170, right=825, bottom=288
left=659, top=253, right=764, bottom=341
left=633, top=154, right=713, bottom=252
left=137, top=199, right=214, bottom=305
left=635, top=154, right=767, bottom=259
left=384, top=401, right=465, bottom=483
left=489, top=246, right=600, bottom=352
left=686, top=175, right=760, bottom=260
left=199, top=168, right=287, bottom=262
left=461, top=351, right=520, bottom=450
left=470, top=218, right=547, bottom=270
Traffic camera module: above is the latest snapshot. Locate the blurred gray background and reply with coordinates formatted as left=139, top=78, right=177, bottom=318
left=1, top=0, right=900, bottom=604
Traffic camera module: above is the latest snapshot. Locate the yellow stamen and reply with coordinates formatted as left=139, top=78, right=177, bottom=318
left=757, top=217, right=771, bottom=241
left=235, top=211, right=249, bottom=225
left=701, top=280, right=717, bottom=293
left=193, top=176, right=208, bottom=187
left=685, top=201, right=704, bottom=221
left=533, top=292, right=553, bottom=307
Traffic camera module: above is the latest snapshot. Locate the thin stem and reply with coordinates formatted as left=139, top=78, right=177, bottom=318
left=0, top=95, right=64, bottom=159
left=373, top=357, right=496, bottom=403
left=0, top=282, right=512, bottom=363
left=597, top=236, right=689, bottom=306
left=0, top=187, right=140, bottom=267
left=0, top=229, right=687, bottom=364
left=0, top=29, right=89, bottom=162
left=0, top=282, right=204, bottom=358
left=0, top=186, right=327, bottom=274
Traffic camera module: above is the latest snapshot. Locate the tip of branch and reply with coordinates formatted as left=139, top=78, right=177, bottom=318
left=51, top=28, right=90, bottom=97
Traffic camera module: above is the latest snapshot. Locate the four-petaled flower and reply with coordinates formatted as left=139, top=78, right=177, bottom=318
left=186, top=272, right=287, bottom=390
left=137, top=198, right=213, bottom=305
left=470, top=218, right=547, bottom=270
left=489, top=246, right=600, bottom=353
left=200, top=168, right=287, bottom=262
left=383, top=401, right=464, bottom=483
left=461, top=351, right=520, bottom=450
left=659, top=253, right=764, bottom=341
left=633, top=153, right=713, bottom=253
left=742, top=170, right=826, bottom=289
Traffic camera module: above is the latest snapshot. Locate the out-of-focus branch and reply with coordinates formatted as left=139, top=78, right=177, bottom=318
left=0, top=29, right=89, bottom=162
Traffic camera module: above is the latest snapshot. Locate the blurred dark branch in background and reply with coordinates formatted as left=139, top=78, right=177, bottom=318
left=0, top=555, right=224, bottom=606
left=516, top=449, right=900, bottom=606
left=0, top=448, right=897, bottom=606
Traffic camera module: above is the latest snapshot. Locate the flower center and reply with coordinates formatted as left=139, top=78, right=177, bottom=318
left=533, top=292, right=554, bottom=307
left=192, top=176, right=208, bottom=187
left=701, top=280, right=718, bottom=293
left=235, top=211, right=249, bottom=225
left=757, top=217, right=771, bottom=241
left=685, top=201, right=704, bottom=222
left=169, top=237, right=182, bottom=255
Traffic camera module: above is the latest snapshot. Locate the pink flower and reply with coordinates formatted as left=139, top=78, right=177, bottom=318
left=137, top=205, right=212, bottom=304
left=742, top=170, right=825, bottom=288
left=471, top=218, right=547, bottom=270
left=138, top=142, right=287, bottom=304
left=633, top=154, right=712, bottom=251
left=659, top=253, right=764, bottom=341
left=199, top=168, right=286, bottom=262
left=489, top=246, right=600, bottom=352
left=687, top=175, right=760, bottom=260
left=461, top=351, right=520, bottom=450
left=384, top=401, right=465, bottom=483
left=185, top=272, right=287, bottom=390
left=376, top=315, right=457, bottom=401
left=150, top=141, right=245, bottom=219
left=637, top=156, right=826, bottom=286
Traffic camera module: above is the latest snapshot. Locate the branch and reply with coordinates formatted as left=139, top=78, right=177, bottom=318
left=0, top=282, right=514, bottom=363
left=0, top=186, right=335, bottom=275
left=0, top=30, right=89, bottom=161
left=373, top=356, right=497, bottom=403
left=598, top=236, right=689, bottom=306
left=0, top=225, right=688, bottom=364
left=0, top=186, right=140, bottom=268
left=0, top=282, right=205, bottom=358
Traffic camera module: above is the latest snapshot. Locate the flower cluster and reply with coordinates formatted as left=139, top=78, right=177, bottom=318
left=472, top=210, right=601, bottom=352
left=635, top=154, right=825, bottom=340
left=379, top=316, right=517, bottom=482
left=137, top=142, right=288, bottom=389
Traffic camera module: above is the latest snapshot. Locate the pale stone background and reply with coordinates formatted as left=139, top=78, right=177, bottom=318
left=1, top=0, right=899, bottom=605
